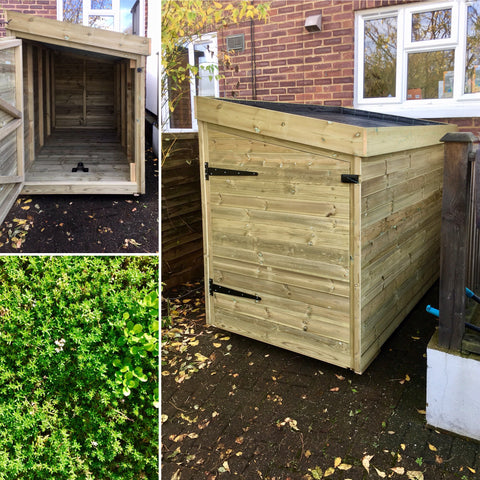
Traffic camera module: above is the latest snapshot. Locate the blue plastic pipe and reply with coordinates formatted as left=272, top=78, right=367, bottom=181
left=426, top=305, right=480, bottom=333
left=466, top=287, right=480, bottom=304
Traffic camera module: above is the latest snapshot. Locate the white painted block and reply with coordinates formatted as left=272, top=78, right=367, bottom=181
left=427, top=331, right=480, bottom=441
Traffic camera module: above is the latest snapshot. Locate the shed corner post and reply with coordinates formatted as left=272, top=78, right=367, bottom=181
left=351, top=155, right=363, bottom=372
left=197, top=119, right=213, bottom=324
left=438, top=132, right=478, bottom=350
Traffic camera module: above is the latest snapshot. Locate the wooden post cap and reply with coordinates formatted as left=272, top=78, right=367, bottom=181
left=440, top=132, right=478, bottom=143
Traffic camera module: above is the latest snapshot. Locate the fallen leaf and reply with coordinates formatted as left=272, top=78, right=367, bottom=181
left=21, top=206, right=30, bottom=210
left=308, top=466, right=323, bottom=480
left=400, top=444, right=406, bottom=451
left=391, top=467, right=405, bottom=474
left=406, top=472, right=424, bottom=480
left=338, top=463, right=352, bottom=470
left=374, top=466, right=386, bottom=478
left=334, top=457, right=341, bottom=468
left=161, top=414, right=168, bottom=423
left=417, top=409, right=426, bottom=415
left=235, top=436, right=244, bottom=444
left=405, top=374, right=411, bottom=381
left=212, top=411, right=219, bottom=418
left=362, top=455, right=374, bottom=474
left=305, top=450, right=312, bottom=458
left=23, top=199, right=32, bottom=204
left=435, top=455, right=443, bottom=464
left=335, top=374, right=345, bottom=380
left=428, top=443, right=437, bottom=451
left=330, top=387, right=339, bottom=392
left=213, top=343, right=222, bottom=348
left=324, top=467, right=335, bottom=477
left=411, top=336, right=420, bottom=340
left=467, top=467, right=476, bottom=473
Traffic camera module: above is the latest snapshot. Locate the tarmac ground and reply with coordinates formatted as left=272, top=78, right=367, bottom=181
left=162, top=280, right=480, bottom=480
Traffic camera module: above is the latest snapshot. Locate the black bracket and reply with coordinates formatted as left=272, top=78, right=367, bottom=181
left=205, top=162, right=258, bottom=180
left=209, top=279, right=261, bottom=301
left=341, top=174, right=359, bottom=184
left=72, top=162, right=89, bottom=172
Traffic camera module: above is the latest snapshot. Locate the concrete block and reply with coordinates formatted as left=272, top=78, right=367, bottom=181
left=427, top=330, right=480, bottom=441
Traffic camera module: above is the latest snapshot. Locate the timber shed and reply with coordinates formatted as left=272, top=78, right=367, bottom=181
left=0, top=11, right=150, bottom=225
left=197, top=97, right=456, bottom=373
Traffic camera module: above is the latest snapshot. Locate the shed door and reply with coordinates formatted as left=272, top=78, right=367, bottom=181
left=202, top=126, right=353, bottom=369
left=0, top=38, right=24, bottom=225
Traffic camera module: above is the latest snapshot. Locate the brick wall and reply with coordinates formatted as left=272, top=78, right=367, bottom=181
left=0, top=0, right=57, bottom=37
left=218, top=0, right=479, bottom=136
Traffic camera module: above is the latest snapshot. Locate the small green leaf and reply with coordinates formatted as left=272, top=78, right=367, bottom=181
left=123, top=386, right=131, bottom=396
left=123, top=312, right=130, bottom=320
left=132, top=323, right=143, bottom=334
left=113, top=359, right=122, bottom=368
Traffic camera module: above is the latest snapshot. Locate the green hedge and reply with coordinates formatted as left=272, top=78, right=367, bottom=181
left=0, top=256, right=158, bottom=480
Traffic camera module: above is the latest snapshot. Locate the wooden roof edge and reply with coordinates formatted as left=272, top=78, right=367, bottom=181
left=195, top=97, right=366, bottom=156
left=6, top=10, right=150, bottom=58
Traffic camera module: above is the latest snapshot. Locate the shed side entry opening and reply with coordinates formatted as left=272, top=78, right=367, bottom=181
left=197, top=97, right=456, bottom=373
left=0, top=11, right=149, bottom=225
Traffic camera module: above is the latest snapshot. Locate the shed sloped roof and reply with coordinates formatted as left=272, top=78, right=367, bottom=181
left=6, top=10, right=150, bottom=59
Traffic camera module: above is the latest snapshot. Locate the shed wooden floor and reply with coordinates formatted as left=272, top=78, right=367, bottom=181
left=24, top=129, right=130, bottom=186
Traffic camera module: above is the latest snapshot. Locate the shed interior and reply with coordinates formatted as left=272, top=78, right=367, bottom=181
left=20, top=39, right=138, bottom=194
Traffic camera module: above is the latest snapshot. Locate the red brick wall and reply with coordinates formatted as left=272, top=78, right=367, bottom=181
left=219, top=0, right=479, bottom=136
left=0, top=0, right=57, bottom=37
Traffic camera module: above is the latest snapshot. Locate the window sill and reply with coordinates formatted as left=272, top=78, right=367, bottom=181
left=354, top=100, right=480, bottom=119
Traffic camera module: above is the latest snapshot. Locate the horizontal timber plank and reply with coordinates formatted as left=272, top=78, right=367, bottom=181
left=211, top=308, right=351, bottom=368
left=212, top=256, right=350, bottom=298
left=213, top=292, right=350, bottom=342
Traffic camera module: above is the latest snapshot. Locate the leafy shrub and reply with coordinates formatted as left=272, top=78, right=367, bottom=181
left=0, top=256, right=158, bottom=480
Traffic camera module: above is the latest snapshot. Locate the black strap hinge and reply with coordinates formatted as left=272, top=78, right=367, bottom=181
left=341, top=174, right=359, bottom=184
left=209, top=279, right=261, bottom=301
left=205, top=162, right=258, bottom=180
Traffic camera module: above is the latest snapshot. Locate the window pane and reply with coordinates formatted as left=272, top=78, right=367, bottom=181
left=364, top=16, right=397, bottom=98
left=465, top=2, right=480, bottom=94
left=411, top=9, right=451, bottom=42
left=195, top=43, right=216, bottom=97
left=168, top=48, right=192, bottom=129
left=89, top=15, right=114, bottom=29
left=92, top=0, right=112, bottom=8
left=63, top=0, right=83, bottom=24
left=407, top=50, right=455, bottom=100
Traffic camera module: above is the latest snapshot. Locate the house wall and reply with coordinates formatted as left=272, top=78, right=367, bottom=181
left=0, top=1, right=57, bottom=37
left=218, top=0, right=480, bottom=136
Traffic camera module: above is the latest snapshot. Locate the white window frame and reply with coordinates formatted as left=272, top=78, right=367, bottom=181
left=355, top=0, right=480, bottom=118
left=57, top=0, right=145, bottom=34
left=162, top=32, right=219, bottom=133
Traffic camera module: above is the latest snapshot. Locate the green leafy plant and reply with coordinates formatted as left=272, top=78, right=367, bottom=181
left=0, top=256, right=158, bottom=480
left=113, top=291, right=159, bottom=407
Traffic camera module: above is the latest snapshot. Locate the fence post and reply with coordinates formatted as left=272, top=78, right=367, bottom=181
left=438, top=132, right=477, bottom=350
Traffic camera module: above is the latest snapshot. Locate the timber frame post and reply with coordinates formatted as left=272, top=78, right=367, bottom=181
left=439, top=132, right=478, bottom=350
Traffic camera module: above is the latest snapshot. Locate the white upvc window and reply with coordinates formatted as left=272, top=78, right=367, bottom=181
left=355, top=0, right=480, bottom=118
left=162, top=33, right=219, bottom=133
left=57, top=0, right=145, bottom=35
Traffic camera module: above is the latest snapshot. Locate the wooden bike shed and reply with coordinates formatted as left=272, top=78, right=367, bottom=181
left=197, top=97, right=456, bottom=373
left=0, top=11, right=150, bottom=225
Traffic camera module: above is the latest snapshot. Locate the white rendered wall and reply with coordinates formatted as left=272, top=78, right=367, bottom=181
left=427, top=333, right=480, bottom=441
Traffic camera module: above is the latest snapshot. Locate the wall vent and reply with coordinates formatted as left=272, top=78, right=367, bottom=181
left=226, top=34, right=245, bottom=52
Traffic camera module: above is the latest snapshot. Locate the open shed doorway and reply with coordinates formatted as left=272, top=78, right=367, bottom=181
left=22, top=40, right=136, bottom=194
